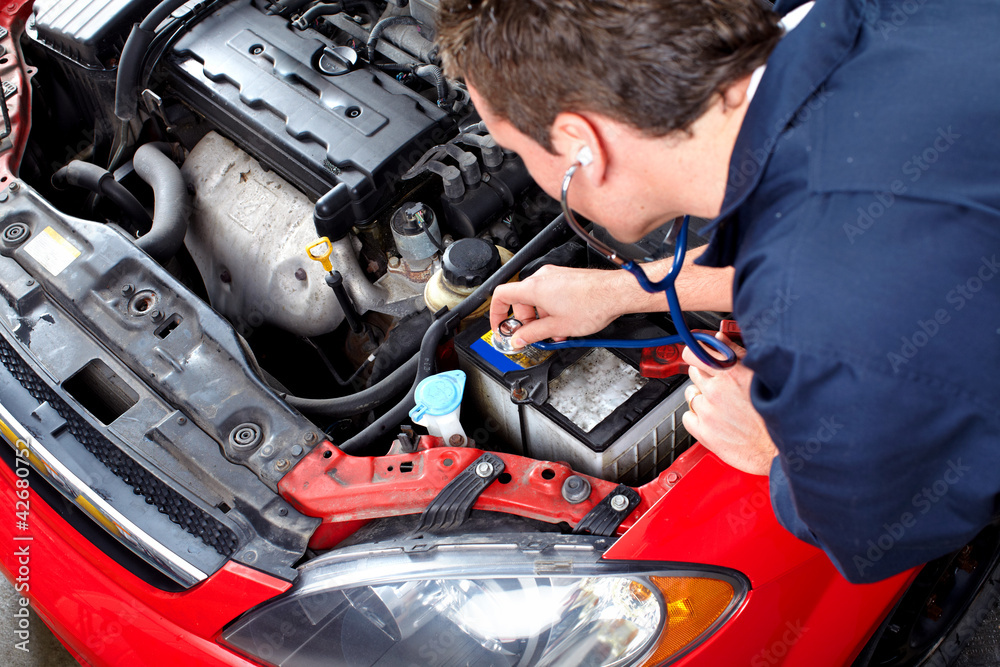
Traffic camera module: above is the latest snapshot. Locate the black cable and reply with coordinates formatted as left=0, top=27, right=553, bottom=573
left=414, top=64, right=448, bottom=107
left=283, top=355, right=418, bottom=418
left=293, top=1, right=344, bottom=29
left=336, top=213, right=568, bottom=455
left=115, top=0, right=222, bottom=123
left=366, top=15, right=420, bottom=61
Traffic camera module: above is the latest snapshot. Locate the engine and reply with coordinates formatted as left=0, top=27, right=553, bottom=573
left=22, top=0, right=701, bottom=487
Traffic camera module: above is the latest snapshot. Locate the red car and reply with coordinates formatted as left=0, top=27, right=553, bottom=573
left=1, top=0, right=997, bottom=665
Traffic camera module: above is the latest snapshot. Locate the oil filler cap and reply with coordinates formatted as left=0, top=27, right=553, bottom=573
left=410, top=370, right=467, bottom=419
left=442, top=238, right=500, bottom=288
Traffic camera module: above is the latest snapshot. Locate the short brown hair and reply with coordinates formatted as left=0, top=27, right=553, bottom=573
left=438, top=0, right=782, bottom=151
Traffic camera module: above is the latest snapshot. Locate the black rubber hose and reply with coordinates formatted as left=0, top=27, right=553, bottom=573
left=337, top=214, right=569, bottom=455
left=115, top=0, right=191, bottom=121
left=283, top=355, right=418, bottom=417
left=414, top=64, right=448, bottom=107
left=52, top=161, right=153, bottom=232
left=366, top=15, right=420, bottom=61
left=294, top=1, right=344, bottom=28
left=131, top=143, right=189, bottom=263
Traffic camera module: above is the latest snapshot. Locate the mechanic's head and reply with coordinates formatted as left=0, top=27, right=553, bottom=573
left=438, top=0, right=782, bottom=238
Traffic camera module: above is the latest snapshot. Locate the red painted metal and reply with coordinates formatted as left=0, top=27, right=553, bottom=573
left=606, top=447, right=919, bottom=665
left=0, top=0, right=36, bottom=182
left=720, top=319, right=743, bottom=346
left=639, top=321, right=743, bottom=378
left=640, top=342, right=688, bottom=378
left=0, top=449, right=287, bottom=666
left=279, top=437, right=706, bottom=550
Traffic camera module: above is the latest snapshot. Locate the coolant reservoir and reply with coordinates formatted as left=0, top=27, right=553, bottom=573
left=409, top=370, right=469, bottom=446
left=424, top=238, right=513, bottom=322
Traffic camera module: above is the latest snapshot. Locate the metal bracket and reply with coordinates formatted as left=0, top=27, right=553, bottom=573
left=415, top=452, right=505, bottom=533
left=573, top=484, right=641, bottom=537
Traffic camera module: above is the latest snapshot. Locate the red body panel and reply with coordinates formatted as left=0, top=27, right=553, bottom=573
left=605, top=447, right=919, bottom=665
left=0, top=0, right=35, bottom=182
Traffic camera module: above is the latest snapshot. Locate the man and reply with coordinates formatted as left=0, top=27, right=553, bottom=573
left=436, top=0, right=1000, bottom=584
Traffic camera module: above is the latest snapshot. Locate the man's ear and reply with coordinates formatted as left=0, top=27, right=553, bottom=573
left=721, top=75, right=752, bottom=112
left=550, top=112, right=608, bottom=186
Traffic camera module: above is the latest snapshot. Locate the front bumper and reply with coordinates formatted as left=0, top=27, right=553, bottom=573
left=0, top=441, right=288, bottom=666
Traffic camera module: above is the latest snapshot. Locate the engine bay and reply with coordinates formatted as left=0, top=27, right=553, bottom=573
left=4, top=0, right=719, bottom=578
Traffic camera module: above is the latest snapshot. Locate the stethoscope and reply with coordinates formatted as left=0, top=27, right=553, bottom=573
left=525, top=147, right=737, bottom=370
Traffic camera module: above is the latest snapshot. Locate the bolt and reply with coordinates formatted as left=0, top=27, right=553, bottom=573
left=291, top=444, right=303, bottom=457
left=25, top=279, right=33, bottom=287
left=294, top=268, right=307, bottom=281
left=278, top=507, right=288, bottom=516
left=177, top=416, right=187, bottom=425
left=449, top=434, right=466, bottom=447
left=388, top=256, right=401, bottom=269
left=511, top=387, right=528, bottom=402
left=121, top=284, right=135, bottom=296
left=8, top=181, right=18, bottom=192
left=665, top=472, right=680, bottom=484
left=351, top=14, right=364, bottom=23
left=475, top=461, right=494, bottom=478
left=275, top=459, right=290, bottom=472
left=304, top=432, right=317, bottom=444
left=610, top=494, right=629, bottom=512
left=561, top=475, right=591, bottom=504
left=249, top=45, right=263, bottom=55
left=150, top=309, right=164, bottom=322
left=242, top=550, right=258, bottom=564
left=260, top=445, right=274, bottom=458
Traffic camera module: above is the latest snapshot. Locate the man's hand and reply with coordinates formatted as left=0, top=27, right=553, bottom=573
left=489, top=265, right=631, bottom=346
left=681, top=333, right=777, bottom=476
left=489, top=246, right=735, bottom=347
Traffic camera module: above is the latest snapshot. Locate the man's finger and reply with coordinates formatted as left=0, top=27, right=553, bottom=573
left=511, top=303, right=538, bottom=326
left=716, top=331, right=747, bottom=360
left=509, top=316, right=573, bottom=347
left=681, top=409, right=703, bottom=444
left=681, top=335, right=743, bottom=374
left=682, top=345, right=722, bottom=377
left=489, top=282, right=534, bottom=331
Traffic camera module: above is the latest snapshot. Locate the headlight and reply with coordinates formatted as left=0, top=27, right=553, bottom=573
left=221, top=534, right=747, bottom=666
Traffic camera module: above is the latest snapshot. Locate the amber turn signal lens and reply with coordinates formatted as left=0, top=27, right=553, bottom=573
left=640, top=577, right=736, bottom=665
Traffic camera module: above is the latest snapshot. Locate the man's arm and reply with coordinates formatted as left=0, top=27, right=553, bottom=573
left=489, top=246, right=735, bottom=346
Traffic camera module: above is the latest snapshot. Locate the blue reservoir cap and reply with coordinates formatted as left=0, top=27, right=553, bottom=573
left=409, top=370, right=466, bottom=421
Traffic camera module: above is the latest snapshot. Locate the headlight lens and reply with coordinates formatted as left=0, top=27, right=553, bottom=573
left=221, top=534, right=746, bottom=666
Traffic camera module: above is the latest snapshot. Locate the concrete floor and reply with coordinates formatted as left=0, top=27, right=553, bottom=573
left=2, top=573, right=1000, bottom=666
left=1, top=578, right=76, bottom=666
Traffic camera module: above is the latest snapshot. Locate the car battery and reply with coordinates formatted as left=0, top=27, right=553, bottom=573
left=455, top=316, right=694, bottom=485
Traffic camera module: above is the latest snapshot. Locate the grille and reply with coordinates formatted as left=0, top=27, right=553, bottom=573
left=0, top=336, right=239, bottom=557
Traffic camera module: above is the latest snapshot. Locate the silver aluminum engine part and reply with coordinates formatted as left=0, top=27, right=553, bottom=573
left=390, top=201, right=442, bottom=270
left=181, top=132, right=423, bottom=337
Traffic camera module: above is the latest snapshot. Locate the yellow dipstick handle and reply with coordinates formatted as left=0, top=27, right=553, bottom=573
left=306, top=237, right=334, bottom=272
